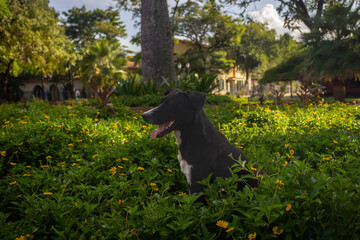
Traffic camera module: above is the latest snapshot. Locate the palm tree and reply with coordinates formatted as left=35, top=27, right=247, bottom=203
left=80, top=39, right=127, bottom=109
left=303, top=1, right=360, bottom=101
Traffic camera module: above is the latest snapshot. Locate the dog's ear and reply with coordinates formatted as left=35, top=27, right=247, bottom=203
left=164, top=88, right=182, bottom=96
left=187, top=91, right=207, bottom=111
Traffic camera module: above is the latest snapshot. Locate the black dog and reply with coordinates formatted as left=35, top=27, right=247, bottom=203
left=142, top=88, right=262, bottom=194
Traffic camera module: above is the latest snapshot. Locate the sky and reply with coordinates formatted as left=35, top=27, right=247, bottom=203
left=49, top=0, right=306, bottom=52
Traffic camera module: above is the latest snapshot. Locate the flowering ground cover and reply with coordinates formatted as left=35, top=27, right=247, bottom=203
left=1, top=99, right=360, bottom=239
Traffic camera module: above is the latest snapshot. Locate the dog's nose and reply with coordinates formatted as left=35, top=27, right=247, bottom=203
left=142, top=109, right=153, bottom=123
left=142, top=112, right=150, bottom=123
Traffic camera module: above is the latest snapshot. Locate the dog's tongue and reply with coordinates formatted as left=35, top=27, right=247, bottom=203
left=151, top=123, right=168, bottom=139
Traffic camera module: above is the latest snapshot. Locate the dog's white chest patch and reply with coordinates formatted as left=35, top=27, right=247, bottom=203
left=174, top=130, right=193, bottom=185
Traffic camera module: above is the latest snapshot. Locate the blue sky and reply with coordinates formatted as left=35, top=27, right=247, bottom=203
left=49, top=0, right=303, bottom=52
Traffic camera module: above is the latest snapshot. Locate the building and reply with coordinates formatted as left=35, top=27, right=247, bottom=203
left=174, top=39, right=252, bottom=96
left=19, top=39, right=253, bottom=100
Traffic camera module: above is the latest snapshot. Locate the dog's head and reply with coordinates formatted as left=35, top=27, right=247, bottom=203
left=142, top=88, right=206, bottom=138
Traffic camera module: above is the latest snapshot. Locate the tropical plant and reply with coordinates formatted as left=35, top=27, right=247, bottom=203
left=302, top=1, right=360, bottom=101
left=79, top=39, right=127, bottom=109
left=163, top=73, right=219, bottom=94
left=270, top=88, right=285, bottom=105
left=295, top=74, right=325, bottom=103
left=88, top=81, right=118, bottom=113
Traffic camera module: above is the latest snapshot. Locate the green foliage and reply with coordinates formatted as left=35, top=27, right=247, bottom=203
left=116, top=73, right=221, bottom=96
left=1, top=100, right=360, bottom=239
left=0, top=0, right=10, bottom=17
left=173, top=2, right=242, bottom=75
left=114, top=74, right=163, bottom=96
left=62, top=5, right=127, bottom=49
left=172, top=73, right=219, bottom=93
left=303, top=1, right=360, bottom=82
left=260, top=50, right=308, bottom=84
left=80, top=39, right=127, bottom=86
left=111, top=93, right=232, bottom=107
left=0, top=0, right=71, bottom=99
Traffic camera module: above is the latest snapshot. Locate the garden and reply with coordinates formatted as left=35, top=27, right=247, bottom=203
left=1, top=96, right=360, bottom=239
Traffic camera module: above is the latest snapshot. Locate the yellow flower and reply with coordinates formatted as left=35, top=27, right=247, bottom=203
left=26, top=166, right=31, bottom=168
left=109, top=167, right=117, bottom=175
left=10, top=162, right=16, bottom=166
left=286, top=204, right=292, bottom=211
left=41, top=165, right=49, bottom=168
left=43, top=192, right=53, bottom=195
left=23, top=174, right=31, bottom=177
left=276, top=180, right=285, bottom=189
left=226, top=227, right=234, bottom=232
left=15, top=235, right=26, bottom=240
left=283, top=161, right=288, bottom=167
left=118, top=199, right=125, bottom=205
left=68, top=143, right=74, bottom=147
left=248, top=232, right=257, bottom=240
left=216, top=220, right=228, bottom=229
left=93, top=154, right=99, bottom=158
left=333, top=140, right=338, bottom=144
left=9, top=181, right=17, bottom=185
left=276, top=152, right=280, bottom=157
left=150, top=183, right=157, bottom=186
left=46, top=156, right=52, bottom=159
left=276, top=180, right=284, bottom=186
left=1, top=151, right=6, bottom=156
left=61, top=185, right=67, bottom=188
left=167, top=168, right=173, bottom=173
left=273, top=226, right=284, bottom=235
left=285, top=144, right=290, bottom=148
left=138, top=167, right=145, bottom=171
left=178, top=192, right=186, bottom=196
left=290, top=150, right=294, bottom=155
left=154, top=188, right=159, bottom=191
left=251, top=167, right=257, bottom=171
left=122, top=158, right=129, bottom=161
left=44, top=115, right=50, bottom=119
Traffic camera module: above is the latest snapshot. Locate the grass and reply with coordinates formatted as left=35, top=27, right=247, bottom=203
left=1, top=98, right=360, bottom=239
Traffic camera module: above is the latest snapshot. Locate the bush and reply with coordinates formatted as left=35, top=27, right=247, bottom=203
left=111, top=94, right=233, bottom=107
left=1, top=100, right=360, bottom=239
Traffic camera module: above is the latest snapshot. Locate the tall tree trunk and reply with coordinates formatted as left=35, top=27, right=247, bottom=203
left=333, top=78, right=346, bottom=101
left=141, top=0, right=176, bottom=85
left=1, top=59, right=14, bottom=100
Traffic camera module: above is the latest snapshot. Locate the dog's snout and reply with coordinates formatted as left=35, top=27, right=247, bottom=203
left=142, top=108, right=155, bottom=124
left=142, top=112, right=150, bottom=123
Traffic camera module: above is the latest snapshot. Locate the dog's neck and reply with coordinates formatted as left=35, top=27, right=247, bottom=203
left=174, top=110, right=218, bottom=156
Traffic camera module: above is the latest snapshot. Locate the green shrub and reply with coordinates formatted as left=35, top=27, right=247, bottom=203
left=1, top=100, right=360, bottom=239
left=111, top=94, right=232, bottom=107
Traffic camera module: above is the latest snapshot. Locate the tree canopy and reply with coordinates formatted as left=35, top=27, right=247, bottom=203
left=0, top=0, right=71, bottom=99
left=62, top=6, right=127, bottom=49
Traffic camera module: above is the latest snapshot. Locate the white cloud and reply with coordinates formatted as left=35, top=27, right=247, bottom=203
left=248, top=4, right=307, bottom=40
